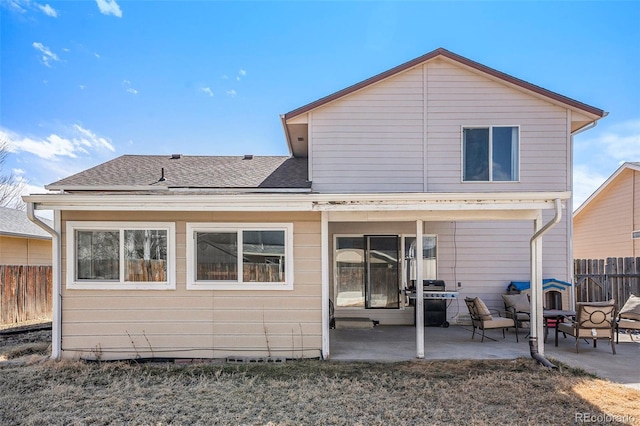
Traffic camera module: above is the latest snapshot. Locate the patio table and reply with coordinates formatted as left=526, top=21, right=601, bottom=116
left=544, top=309, right=576, bottom=346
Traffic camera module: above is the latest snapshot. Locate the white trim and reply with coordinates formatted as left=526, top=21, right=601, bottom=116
left=53, top=211, right=61, bottom=359
left=308, top=112, right=313, bottom=183
left=65, top=221, right=176, bottom=290
left=185, top=222, right=294, bottom=291
left=416, top=220, right=424, bottom=359
left=25, top=191, right=572, bottom=212
left=45, top=186, right=312, bottom=193
left=321, top=212, right=329, bottom=359
left=423, top=63, right=428, bottom=191
left=461, top=125, right=521, bottom=183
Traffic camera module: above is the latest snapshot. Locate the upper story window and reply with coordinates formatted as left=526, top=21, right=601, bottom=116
left=66, top=221, right=175, bottom=290
left=186, top=223, right=294, bottom=290
left=463, top=126, right=519, bottom=182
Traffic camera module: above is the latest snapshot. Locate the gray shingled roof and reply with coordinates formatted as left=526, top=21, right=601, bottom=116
left=0, top=207, right=52, bottom=239
left=47, top=155, right=310, bottom=190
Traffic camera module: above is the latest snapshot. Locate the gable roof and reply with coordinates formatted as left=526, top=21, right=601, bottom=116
left=573, top=162, right=640, bottom=217
left=282, top=47, right=606, bottom=157
left=285, top=47, right=606, bottom=120
left=46, top=155, right=310, bottom=191
left=0, top=206, right=52, bottom=240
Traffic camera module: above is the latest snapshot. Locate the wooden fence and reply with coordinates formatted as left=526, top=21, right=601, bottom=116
left=574, top=257, right=640, bottom=305
left=0, top=265, right=52, bottom=325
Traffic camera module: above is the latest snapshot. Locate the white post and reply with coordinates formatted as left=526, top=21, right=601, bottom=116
left=416, top=220, right=424, bottom=359
left=530, top=213, right=545, bottom=355
left=321, top=211, right=330, bottom=360
left=52, top=210, right=61, bottom=359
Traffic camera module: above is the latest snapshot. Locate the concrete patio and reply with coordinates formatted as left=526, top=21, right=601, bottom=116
left=330, top=325, right=640, bottom=390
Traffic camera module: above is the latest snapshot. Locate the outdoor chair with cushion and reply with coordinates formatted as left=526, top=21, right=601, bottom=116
left=616, top=294, right=640, bottom=343
left=557, top=300, right=617, bottom=354
left=465, top=297, right=518, bottom=342
left=502, top=293, right=530, bottom=336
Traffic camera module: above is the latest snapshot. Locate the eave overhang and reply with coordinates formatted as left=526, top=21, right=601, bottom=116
left=24, top=192, right=570, bottom=220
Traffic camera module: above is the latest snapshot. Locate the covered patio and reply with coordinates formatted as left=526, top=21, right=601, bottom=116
left=330, top=325, right=640, bottom=390
left=317, top=192, right=571, bottom=360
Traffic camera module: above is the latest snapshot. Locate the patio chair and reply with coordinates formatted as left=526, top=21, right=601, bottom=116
left=502, top=293, right=530, bottom=336
left=616, top=294, right=640, bottom=343
left=464, top=297, right=518, bottom=342
left=557, top=300, right=616, bottom=354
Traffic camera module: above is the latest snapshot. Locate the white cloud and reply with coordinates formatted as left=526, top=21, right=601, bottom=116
left=32, top=42, right=59, bottom=67
left=598, top=120, right=640, bottom=161
left=239, top=69, right=246, bottom=77
left=201, top=87, right=213, bottom=97
left=4, top=0, right=28, bottom=13
left=37, top=3, right=57, bottom=17
left=226, top=90, right=237, bottom=97
left=95, top=53, right=101, bottom=59
left=122, top=80, right=138, bottom=94
left=72, top=124, right=115, bottom=152
left=221, top=75, right=229, bottom=80
left=12, top=168, right=25, bottom=175
left=1, top=124, right=115, bottom=161
left=79, top=84, right=86, bottom=90
left=95, top=0, right=122, bottom=17
left=572, top=165, right=609, bottom=210
left=573, top=118, right=640, bottom=209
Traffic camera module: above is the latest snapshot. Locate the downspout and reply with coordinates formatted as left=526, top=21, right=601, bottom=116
left=27, top=202, right=61, bottom=360
left=529, top=198, right=562, bottom=369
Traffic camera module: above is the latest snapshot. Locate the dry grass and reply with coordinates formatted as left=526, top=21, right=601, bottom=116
left=1, top=330, right=638, bottom=425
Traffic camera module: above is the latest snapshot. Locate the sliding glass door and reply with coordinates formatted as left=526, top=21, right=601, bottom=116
left=335, top=235, right=399, bottom=309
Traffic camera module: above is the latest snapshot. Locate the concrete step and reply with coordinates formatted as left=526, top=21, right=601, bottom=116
left=335, top=317, right=374, bottom=329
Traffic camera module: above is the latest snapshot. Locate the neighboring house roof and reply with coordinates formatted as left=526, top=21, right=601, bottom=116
left=0, top=206, right=52, bottom=240
left=573, top=162, right=640, bottom=218
left=46, top=155, right=310, bottom=191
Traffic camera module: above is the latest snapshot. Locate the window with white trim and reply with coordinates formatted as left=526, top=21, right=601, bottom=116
left=186, top=223, right=294, bottom=290
left=66, top=222, right=175, bottom=290
left=463, top=126, right=519, bottom=182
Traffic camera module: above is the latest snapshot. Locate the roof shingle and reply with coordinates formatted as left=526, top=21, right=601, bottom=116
left=0, top=207, right=52, bottom=239
left=47, top=155, right=310, bottom=190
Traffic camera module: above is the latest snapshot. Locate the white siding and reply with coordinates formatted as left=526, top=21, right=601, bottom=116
left=328, top=218, right=569, bottom=324
left=311, top=67, right=425, bottom=192
left=309, top=58, right=570, bottom=194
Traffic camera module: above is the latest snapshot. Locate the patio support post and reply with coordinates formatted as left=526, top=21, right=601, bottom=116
left=416, top=219, right=424, bottom=359
left=321, top=211, right=330, bottom=359
left=530, top=213, right=544, bottom=355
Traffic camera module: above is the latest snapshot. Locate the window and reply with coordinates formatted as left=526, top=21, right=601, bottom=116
left=463, top=126, right=519, bottom=182
left=186, top=223, right=293, bottom=290
left=66, top=222, right=175, bottom=290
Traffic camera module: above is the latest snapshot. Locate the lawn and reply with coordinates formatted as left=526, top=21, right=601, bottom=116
left=1, top=329, right=638, bottom=425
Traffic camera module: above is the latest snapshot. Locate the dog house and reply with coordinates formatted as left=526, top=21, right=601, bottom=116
left=507, top=279, right=572, bottom=311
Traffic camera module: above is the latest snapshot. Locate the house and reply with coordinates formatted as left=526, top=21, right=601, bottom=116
left=0, top=206, right=52, bottom=265
left=573, top=162, right=640, bottom=259
left=23, top=48, right=605, bottom=361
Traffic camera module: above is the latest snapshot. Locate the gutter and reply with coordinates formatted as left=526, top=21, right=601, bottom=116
left=26, top=203, right=61, bottom=360
left=529, top=198, right=562, bottom=369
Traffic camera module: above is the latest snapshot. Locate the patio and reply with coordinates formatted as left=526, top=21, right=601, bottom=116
left=330, top=325, right=640, bottom=390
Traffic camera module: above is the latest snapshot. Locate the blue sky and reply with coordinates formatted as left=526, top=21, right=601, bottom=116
left=1, top=0, right=639, bottom=210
